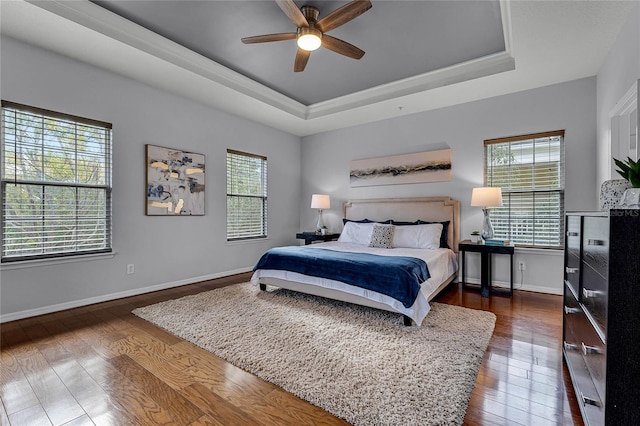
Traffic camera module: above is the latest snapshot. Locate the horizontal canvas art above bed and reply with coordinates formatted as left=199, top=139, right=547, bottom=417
left=146, top=144, right=205, bottom=215
left=350, top=148, right=452, bottom=187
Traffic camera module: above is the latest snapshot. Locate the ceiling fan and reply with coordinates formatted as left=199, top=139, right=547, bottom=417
left=241, top=0, right=372, bottom=72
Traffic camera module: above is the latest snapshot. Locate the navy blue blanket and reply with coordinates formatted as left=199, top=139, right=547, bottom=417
left=253, top=247, right=430, bottom=308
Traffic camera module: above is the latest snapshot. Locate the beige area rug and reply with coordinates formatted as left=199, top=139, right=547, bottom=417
left=133, top=283, right=496, bottom=426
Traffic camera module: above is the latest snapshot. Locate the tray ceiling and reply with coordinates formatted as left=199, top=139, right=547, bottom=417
left=1, top=1, right=635, bottom=136
left=92, top=0, right=507, bottom=105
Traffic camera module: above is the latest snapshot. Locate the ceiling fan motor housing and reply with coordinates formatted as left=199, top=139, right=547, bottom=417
left=301, top=5, right=320, bottom=24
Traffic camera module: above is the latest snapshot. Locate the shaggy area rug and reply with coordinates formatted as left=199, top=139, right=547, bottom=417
left=133, top=283, right=496, bottom=426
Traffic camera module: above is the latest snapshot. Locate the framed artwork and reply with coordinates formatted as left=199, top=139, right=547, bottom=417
left=350, top=148, right=452, bottom=187
left=146, top=144, right=205, bottom=215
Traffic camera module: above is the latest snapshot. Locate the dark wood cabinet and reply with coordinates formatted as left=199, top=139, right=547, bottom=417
left=563, top=211, right=640, bottom=425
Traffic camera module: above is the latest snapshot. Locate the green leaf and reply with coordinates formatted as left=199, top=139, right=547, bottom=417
left=613, top=157, right=640, bottom=186
left=614, top=158, right=630, bottom=171
left=614, top=159, right=630, bottom=178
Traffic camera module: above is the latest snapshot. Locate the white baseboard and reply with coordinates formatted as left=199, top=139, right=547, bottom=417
left=462, top=277, right=562, bottom=295
left=1, top=267, right=253, bottom=323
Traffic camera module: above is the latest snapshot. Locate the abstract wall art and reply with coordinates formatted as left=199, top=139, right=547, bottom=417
left=146, top=144, right=205, bottom=215
left=350, top=148, right=452, bottom=187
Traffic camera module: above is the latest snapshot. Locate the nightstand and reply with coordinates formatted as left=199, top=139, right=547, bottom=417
left=296, top=233, right=340, bottom=245
left=459, top=240, right=514, bottom=297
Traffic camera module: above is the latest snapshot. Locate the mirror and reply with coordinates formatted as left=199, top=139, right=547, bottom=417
left=610, top=80, right=638, bottom=177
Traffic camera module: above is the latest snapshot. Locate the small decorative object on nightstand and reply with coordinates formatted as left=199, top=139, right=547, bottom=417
left=296, top=232, right=340, bottom=245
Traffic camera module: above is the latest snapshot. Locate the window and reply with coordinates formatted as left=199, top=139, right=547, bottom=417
left=1, top=101, right=112, bottom=262
left=484, top=130, right=565, bottom=248
left=226, top=149, right=267, bottom=241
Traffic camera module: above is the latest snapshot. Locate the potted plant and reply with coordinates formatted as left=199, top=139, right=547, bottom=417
left=614, top=157, right=640, bottom=187
left=613, top=157, right=640, bottom=208
left=470, top=230, right=480, bottom=243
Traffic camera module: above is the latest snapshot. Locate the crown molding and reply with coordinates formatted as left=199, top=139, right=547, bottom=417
left=306, top=51, right=515, bottom=119
left=23, top=0, right=308, bottom=118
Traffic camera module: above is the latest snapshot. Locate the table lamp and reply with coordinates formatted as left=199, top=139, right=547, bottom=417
left=471, top=187, right=502, bottom=240
left=310, top=194, right=330, bottom=233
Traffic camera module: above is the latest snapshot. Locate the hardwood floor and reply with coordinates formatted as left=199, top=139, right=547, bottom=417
left=436, top=286, right=583, bottom=426
left=1, top=273, right=583, bottom=425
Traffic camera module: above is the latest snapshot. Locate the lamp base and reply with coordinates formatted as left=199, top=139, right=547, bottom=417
left=481, top=208, right=494, bottom=240
left=316, top=210, right=325, bottom=233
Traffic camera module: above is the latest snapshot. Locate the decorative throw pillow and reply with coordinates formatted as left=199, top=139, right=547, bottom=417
left=368, top=224, right=395, bottom=249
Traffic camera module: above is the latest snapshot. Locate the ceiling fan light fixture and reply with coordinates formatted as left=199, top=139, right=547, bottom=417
left=297, top=27, right=322, bottom=51
left=241, top=0, right=371, bottom=72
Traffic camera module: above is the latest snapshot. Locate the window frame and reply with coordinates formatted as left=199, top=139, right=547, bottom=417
left=226, top=149, right=268, bottom=242
left=484, top=130, right=565, bottom=249
left=1, top=100, right=113, bottom=263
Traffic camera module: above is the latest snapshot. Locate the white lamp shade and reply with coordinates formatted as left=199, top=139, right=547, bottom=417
left=311, top=194, right=330, bottom=209
left=470, top=187, right=503, bottom=208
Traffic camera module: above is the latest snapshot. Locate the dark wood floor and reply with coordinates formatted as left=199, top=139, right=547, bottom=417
left=1, top=273, right=583, bottom=425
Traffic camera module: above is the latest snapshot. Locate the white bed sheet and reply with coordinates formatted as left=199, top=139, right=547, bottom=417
left=250, top=242, right=458, bottom=325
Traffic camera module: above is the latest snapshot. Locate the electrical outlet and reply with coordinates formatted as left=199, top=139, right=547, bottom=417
left=127, top=264, right=135, bottom=275
left=518, top=261, right=526, bottom=271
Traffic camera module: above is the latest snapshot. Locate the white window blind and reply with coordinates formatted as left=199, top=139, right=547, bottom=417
left=1, top=101, right=113, bottom=262
left=485, top=130, right=565, bottom=248
left=226, top=149, right=267, bottom=241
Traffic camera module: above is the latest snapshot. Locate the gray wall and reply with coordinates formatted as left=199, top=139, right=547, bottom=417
left=0, top=37, right=301, bottom=320
left=596, top=2, right=639, bottom=186
left=301, top=77, right=598, bottom=295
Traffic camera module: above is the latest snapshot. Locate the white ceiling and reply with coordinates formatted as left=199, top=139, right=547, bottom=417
left=0, top=1, right=636, bottom=136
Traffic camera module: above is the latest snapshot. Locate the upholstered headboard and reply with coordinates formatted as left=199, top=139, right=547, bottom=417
left=343, top=197, right=461, bottom=252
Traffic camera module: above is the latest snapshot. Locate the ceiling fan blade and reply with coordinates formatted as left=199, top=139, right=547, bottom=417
left=316, top=0, right=372, bottom=33
left=322, top=35, right=365, bottom=60
left=276, top=0, right=309, bottom=28
left=241, top=33, right=297, bottom=44
left=294, top=48, right=310, bottom=72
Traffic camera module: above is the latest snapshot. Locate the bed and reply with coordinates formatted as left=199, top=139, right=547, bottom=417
left=251, top=197, right=460, bottom=326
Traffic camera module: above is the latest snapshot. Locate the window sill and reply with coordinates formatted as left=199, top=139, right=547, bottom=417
left=514, top=246, right=563, bottom=256
left=0, top=251, right=116, bottom=270
left=226, top=238, right=270, bottom=246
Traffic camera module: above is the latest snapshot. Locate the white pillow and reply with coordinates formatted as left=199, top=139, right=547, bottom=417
left=338, top=222, right=375, bottom=246
left=392, top=223, right=443, bottom=249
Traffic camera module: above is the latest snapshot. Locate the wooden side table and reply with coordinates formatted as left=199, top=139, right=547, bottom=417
left=296, top=233, right=340, bottom=245
left=459, top=240, right=514, bottom=297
